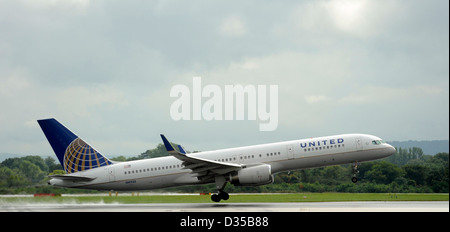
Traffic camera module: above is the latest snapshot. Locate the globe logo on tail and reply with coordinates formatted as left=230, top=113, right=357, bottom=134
left=63, top=138, right=112, bottom=174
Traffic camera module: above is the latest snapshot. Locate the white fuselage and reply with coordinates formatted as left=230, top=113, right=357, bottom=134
left=49, top=133, right=395, bottom=190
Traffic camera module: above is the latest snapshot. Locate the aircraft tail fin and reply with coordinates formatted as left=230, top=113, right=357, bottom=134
left=37, top=118, right=113, bottom=174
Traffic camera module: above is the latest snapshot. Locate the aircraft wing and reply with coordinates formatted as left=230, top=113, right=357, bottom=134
left=48, top=175, right=97, bottom=182
left=160, top=134, right=242, bottom=179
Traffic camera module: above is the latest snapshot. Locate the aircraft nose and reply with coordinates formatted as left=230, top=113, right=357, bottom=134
left=387, top=144, right=396, bottom=156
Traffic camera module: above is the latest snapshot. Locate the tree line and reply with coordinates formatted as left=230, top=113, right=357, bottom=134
left=0, top=145, right=448, bottom=194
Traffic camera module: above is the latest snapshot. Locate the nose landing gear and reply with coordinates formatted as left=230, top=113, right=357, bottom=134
left=352, top=161, right=360, bottom=183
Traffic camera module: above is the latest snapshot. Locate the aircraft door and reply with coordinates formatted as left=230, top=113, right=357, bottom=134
left=355, top=138, right=363, bottom=151
left=108, top=167, right=116, bottom=181
left=287, top=145, right=294, bottom=160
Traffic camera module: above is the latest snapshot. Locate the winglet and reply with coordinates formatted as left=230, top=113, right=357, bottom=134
left=160, top=134, right=175, bottom=152
left=177, top=145, right=187, bottom=154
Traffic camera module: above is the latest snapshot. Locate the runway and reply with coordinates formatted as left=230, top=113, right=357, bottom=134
left=2, top=201, right=448, bottom=212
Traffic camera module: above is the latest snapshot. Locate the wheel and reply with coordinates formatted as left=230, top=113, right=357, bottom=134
left=352, top=177, right=358, bottom=183
left=219, top=191, right=229, bottom=200
left=211, top=194, right=221, bottom=202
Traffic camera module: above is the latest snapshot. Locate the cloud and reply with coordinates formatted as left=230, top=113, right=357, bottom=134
left=0, top=0, right=448, bottom=155
left=0, top=68, right=31, bottom=97
left=322, top=0, right=386, bottom=37
left=337, top=85, right=447, bottom=105
left=55, top=85, right=129, bottom=118
left=305, top=95, right=331, bottom=104
left=325, top=0, right=367, bottom=28
left=25, top=0, right=90, bottom=12
left=219, top=15, right=247, bottom=38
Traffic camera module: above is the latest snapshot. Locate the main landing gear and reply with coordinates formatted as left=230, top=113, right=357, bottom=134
left=352, top=161, right=360, bottom=183
left=211, top=190, right=229, bottom=202
left=211, top=175, right=230, bottom=202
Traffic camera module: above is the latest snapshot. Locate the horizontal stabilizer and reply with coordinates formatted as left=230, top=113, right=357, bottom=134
left=49, top=175, right=96, bottom=182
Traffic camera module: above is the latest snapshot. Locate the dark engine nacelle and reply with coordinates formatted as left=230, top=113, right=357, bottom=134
left=229, top=164, right=274, bottom=186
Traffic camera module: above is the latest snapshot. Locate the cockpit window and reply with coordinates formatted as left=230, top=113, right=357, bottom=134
left=372, top=140, right=386, bottom=145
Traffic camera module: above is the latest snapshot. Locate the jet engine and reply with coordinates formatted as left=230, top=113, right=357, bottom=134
left=229, top=164, right=274, bottom=186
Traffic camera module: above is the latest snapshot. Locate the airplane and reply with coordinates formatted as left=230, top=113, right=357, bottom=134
left=38, top=118, right=396, bottom=202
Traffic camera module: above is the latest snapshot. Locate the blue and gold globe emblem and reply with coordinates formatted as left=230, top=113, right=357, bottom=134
left=63, top=138, right=112, bottom=174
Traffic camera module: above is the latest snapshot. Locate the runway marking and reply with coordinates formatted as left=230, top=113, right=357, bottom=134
left=1, top=201, right=448, bottom=212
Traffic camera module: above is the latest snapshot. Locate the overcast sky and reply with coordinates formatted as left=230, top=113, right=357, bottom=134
left=0, top=0, right=448, bottom=157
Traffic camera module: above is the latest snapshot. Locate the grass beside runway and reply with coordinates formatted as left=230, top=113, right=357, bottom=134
left=1, top=193, right=448, bottom=205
